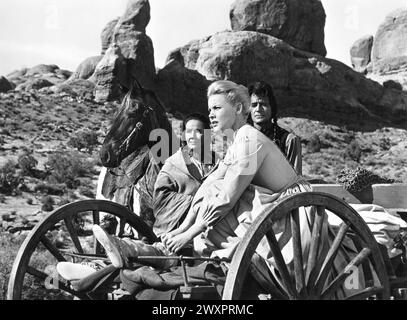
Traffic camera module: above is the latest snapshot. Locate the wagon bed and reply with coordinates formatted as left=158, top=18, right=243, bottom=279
left=7, top=183, right=407, bottom=300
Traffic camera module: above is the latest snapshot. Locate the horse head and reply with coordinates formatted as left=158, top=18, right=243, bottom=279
left=100, top=79, right=171, bottom=168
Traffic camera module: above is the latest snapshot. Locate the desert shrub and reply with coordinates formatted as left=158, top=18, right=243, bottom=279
left=44, top=151, right=95, bottom=189
left=379, top=137, right=391, bottom=151
left=0, top=160, right=20, bottom=194
left=34, top=182, right=65, bottom=195
left=67, top=129, right=99, bottom=152
left=0, top=194, right=5, bottom=203
left=41, top=195, right=54, bottom=212
left=345, top=139, right=362, bottom=162
left=17, top=151, right=38, bottom=176
left=307, top=134, right=321, bottom=153
left=26, top=198, right=33, bottom=205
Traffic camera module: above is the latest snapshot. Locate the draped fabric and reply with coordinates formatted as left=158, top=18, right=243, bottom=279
left=152, top=147, right=217, bottom=238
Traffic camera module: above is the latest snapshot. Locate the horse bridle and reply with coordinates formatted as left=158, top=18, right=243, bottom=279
left=109, top=103, right=159, bottom=179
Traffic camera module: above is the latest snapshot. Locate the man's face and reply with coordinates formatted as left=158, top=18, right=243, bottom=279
left=250, top=94, right=272, bottom=125
left=185, top=119, right=205, bottom=150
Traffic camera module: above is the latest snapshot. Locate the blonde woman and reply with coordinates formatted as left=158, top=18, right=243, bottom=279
left=162, top=80, right=313, bottom=262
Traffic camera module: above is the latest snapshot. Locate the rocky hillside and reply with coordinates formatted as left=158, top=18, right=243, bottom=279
left=1, top=0, right=406, bottom=235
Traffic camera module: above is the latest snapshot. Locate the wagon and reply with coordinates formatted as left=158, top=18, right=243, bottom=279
left=6, top=183, right=407, bottom=300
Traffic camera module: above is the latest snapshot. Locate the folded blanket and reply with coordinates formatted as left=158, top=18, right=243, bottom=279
left=327, top=203, right=407, bottom=258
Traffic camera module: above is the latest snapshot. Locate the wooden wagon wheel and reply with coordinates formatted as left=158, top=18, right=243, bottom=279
left=223, top=192, right=390, bottom=300
left=7, top=200, right=157, bottom=300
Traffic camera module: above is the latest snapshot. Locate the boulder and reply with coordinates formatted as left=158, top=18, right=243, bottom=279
left=69, top=55, right=103, bottom=81
left=111, top=0, right=155, bottom=88
left=172, top=30, right=407, bottom=129
left=7, top=68, right=28, bottom=80
left=155, top=57, right=211, bottom=115
left=0, top=76, right=14, bottom=93
left=230, top=0, right=327, bottom=56
left=101, top=18, right=119, bottom=54
left=372, top=8, right=407, bottom=74
left=93, top=44, right=129, bottom=102
left=16, top=78, right=54, bottom=91
left=350, top=35, right=373, bottom=74
left=55, top=69, right=73, bottom=79
left=115, top=31, right=155, bottom=88
left=26, top=64, right=59, bottom=76
left=114, top=0, right=150, bottom=33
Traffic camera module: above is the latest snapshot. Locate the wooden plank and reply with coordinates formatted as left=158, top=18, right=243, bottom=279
left=372, top=184, right=407, bottom=209
left=290, top=208, right=305, bottom=295
left=311, top=183, right=407, bottom=209
left=266, top=229, right=297, bottom=299
left=314, top=222, right=350, bottom=295
left=64, top=218, right=84, bottom=254
left=311, top=185, right=361, bottom=204
left=306, top=206, right=325, bottom=283
left=40, top=236, right=66, bottom=262
left=321, top=248, right=371, bottom=300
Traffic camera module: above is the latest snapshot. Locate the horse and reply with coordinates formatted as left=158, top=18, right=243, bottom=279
left=96, top=79, right=180, bottom=231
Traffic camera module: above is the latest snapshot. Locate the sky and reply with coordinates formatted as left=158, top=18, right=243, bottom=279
left=0, top=0, right=406, bottom=76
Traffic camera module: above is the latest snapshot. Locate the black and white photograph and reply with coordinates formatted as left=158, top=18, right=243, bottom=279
left=1, top=0, right=407, bottom=305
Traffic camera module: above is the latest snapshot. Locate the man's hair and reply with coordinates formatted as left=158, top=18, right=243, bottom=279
left=182, top=112, right=211, bottom=131
left=207, top=80, right=251, bottom=116
left=248, top=81, right=278, bottom=122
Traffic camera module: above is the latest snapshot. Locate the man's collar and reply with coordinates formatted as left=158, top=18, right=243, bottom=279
left=253, top=121, right=273, bottom=134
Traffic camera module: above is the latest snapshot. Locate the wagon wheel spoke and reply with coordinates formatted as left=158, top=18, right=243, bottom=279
left=345, top=286, right=384, bottom=300
left=290, top=208, right=306, bottom=296
left=349, top=233, right=375, bottom=287
left=313, top=222, right=351, bottom=296
left=321, top=248, right=371, bottom=300
left=64, top=217, right=84, bottom=254
left=266, top=228, right=297, bottom=299
left=92, top=210, right=103, bottom=254
left=305, top=206, right=325, bottom=287
left=40, top=235, right=66, bottom=262
left=250, top=253, right=289, bottom=300
left=26, top=266, right=88, bottom=299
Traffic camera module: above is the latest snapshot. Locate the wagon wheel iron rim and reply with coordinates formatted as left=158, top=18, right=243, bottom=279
left=222, top=192, right=390, bottom=300
left=7, top=199, right=157, bottom=300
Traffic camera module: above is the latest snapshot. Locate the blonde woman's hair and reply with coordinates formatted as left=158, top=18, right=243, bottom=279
left=207, top=80, right=251, bottom=116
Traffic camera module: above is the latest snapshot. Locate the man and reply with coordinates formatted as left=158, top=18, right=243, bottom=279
left=248, top=81, right=302, bottom=174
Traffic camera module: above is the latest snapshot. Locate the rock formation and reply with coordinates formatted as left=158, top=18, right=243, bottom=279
left=92, top=0, right=155, bottom=101
left=69, top=56, right=103, bottom=81
left=372, top=9, right=407, bottom=74
left=0, top=76, right=14, bottom=93
left=363, top=8, right=407, bottom=90
left=112, top=0, right=155, bottom=88
left=169, top=30, right=407, bottom=129
left=155, top=52, right=210, bottom=115
left=230, top=0, right=327, bottom=56
left=101, top=18, right=120, bottom=54
left=350, top=35, right=373, bottom=74
left=16, top=78, right=54, bottom=91
left=93, top=44, right=129, bottom=102
left=25, top=64, right=60, bottom=76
